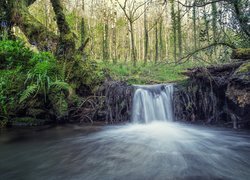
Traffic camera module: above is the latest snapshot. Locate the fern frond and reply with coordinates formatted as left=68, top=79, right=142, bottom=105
left=50, top=80, right=70, bottom=91
left=19, top=84, right=38, bottom=103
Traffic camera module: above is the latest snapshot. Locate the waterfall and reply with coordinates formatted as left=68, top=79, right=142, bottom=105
left=132, top=84, right=174, bottom=123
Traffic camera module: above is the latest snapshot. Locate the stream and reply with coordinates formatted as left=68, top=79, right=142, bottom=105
left=1, top=84, right=250, bottom=180
left=1, top=123, right=250, bottom=180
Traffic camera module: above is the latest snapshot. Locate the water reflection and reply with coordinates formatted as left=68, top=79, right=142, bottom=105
left=1, top=122, right=250, bottom=180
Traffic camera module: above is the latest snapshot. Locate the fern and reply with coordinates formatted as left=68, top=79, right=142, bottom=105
left=50, top=80, right=70, bottom=91
left=20, top=84, right=38, bottom=103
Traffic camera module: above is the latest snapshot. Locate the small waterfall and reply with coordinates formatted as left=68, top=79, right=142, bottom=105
left=132, top=84, right=174, bottom=123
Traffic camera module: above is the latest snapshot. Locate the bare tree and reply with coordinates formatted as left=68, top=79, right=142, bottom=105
left=115, top=0, right=148, bottom=66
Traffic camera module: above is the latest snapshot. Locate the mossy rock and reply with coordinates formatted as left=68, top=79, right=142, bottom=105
left=231, top=48, right=250, bottom=60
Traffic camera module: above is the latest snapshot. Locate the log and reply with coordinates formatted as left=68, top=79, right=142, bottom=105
left=182, top=62, right=244, bottom=77
left=231, top=48, right=250, bottom=60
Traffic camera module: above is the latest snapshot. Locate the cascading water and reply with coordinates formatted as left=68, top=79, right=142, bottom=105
left=132, top=84, right=174, bottom=123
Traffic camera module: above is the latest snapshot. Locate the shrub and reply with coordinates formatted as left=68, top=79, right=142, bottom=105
left=0, top=40, right=33, bottom=69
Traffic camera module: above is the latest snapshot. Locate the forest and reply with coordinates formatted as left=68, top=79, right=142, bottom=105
left=0, top=0, right=249, bottom=127
left=0, top=0, right=250, bottom=179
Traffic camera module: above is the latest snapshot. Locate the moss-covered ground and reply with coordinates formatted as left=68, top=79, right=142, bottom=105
left=99, top=61, right=205, bottom=85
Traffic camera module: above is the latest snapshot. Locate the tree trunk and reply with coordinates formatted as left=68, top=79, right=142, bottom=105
left=0, top=0, right=15, bottom=39
left=9, top=0, right=59, bottom=52
left=171, top=1, right=177, bottom=63
left=159, top=18, right=164, bottom=62
left=233, top=0, right=250, bottom=38
left=103, top=22, right=109, bottom=61
left=50, top=0, right=76, bottom=60
left=177, top=3, right=182, bottom=58
left=192, top=2, right=197, bottom=50
left=155, top=22, right=158, bottom=64
left=144, top=3, right=148, bottom=64
left=211, top=2, right=217, bottom=43
left=129, top=21, right=137, bottom=66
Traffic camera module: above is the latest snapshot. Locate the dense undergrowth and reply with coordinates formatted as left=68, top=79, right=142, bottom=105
left=0, top=39, right=104, bottom=127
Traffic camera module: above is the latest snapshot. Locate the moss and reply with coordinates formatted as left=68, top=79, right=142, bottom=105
left=11, top=117, right=48, bottom=126
left=12, top=0, right=58, bottom=52
left=63, top=33, right=75, bottom=42
left=12, top=117, right=36, bottom=123
left=235, top=62, right=250, bottom=74
left=232, top=48, right=250, bottom=59
left=49, top=90, right=68, bottom=119
left=235, top=48, right=250, bottom=55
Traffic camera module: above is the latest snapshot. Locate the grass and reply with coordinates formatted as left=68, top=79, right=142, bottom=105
left=98, top=61, right=205, bottom=85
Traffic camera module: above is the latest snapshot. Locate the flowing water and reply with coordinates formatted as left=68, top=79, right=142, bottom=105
left=132, top=84, right=174, bottom=123
left=1, top=84, right=250, bottom=180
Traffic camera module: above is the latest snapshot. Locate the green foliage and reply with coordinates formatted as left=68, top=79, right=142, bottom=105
left=19, top=84, right=38, bottom=103
left=0, top=40, right=33, bottom=69
left=0, top=68, right=24, bottom=118
left=0, top=40, right=71, bottom=122
left=236, top=62, right=250, bottom=74
left=0, top=77, right=8, bottom=117
left=50, top=80, right=71, bottom=91
left=21, top=52, right=70, bottom=103
left=71, top=55, right=105, bottom=88
left=99, top=61, right=203, bottom=85
left=22, top=52, right=57, bottom=101
left=232, top=48, right=250, bottom=58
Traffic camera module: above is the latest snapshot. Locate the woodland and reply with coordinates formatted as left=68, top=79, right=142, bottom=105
left=0, top=0, right=249, bottom=128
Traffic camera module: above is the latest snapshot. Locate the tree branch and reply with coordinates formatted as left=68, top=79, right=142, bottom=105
left=78, top=37, right=90, bottom=52
left=178, top=42, right=236, bottom=63
left=177, top=0, right=230, bottom=8
left=115, top=0, right=130, bottom=21
left=132, top=1, right=147, bottom=17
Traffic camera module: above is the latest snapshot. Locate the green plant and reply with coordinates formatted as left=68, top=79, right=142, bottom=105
left=0, top=77, right=8, bottom=116
left=20, top=52, right=70, bottom=103
left=19, top=84, right=38, bottom=103
left=0, top=40, right=33, bottom=69
left=0, top=68, right=22, bottom=118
